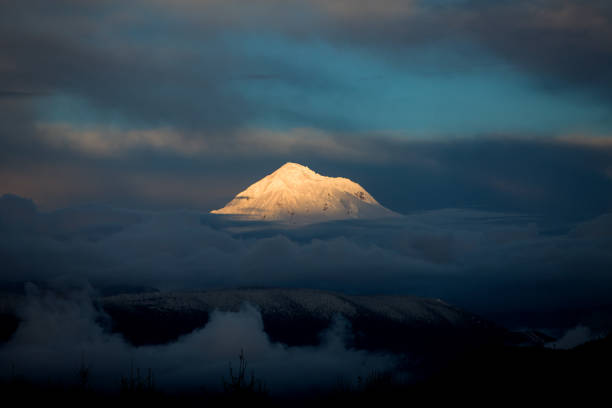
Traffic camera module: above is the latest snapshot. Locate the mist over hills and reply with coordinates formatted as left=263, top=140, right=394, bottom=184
left=1, top=192, right=612, bottom=393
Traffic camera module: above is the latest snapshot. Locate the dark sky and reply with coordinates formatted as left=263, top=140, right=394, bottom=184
left=0, top=0, right=611, bottom=220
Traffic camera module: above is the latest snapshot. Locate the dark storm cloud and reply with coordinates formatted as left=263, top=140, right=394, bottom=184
left=307, top=0, right=612, bottom=100
left=0, top=15, right=250, bottom=130
left=351, top=136, right=612, bottom=221
left=0, top=0, right=336, bottom=136
left=2, top=0, right=611, bottom=137
left=461, top=0, right=612, bottom=96
left=0, top=91, right=48, bottom=98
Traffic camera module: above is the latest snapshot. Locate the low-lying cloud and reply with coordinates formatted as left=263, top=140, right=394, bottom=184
left=2, top=193, right=612, bottom=319
left=546, top=325, right=601, bottom=350
left=0, top=284, right=393, bottom=392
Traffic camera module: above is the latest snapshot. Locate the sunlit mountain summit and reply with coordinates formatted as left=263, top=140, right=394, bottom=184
left=211, top=162, right=399, bottom=224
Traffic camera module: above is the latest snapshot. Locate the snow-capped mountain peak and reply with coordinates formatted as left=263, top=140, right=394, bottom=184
left=211, top=162, right=399, bottom=224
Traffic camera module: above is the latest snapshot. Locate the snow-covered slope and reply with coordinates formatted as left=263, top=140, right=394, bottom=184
left=211, top=162, right=399, bottom=224
left=102, top=288, right=507, bottom=352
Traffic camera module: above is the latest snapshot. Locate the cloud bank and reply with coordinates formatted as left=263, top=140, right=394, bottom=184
left=2, top=194, right=612, bottom=320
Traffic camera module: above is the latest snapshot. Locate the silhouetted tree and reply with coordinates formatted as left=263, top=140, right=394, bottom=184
left=223, top=349, right=268, bottom=399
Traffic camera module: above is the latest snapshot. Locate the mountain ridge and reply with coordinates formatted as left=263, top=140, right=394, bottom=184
left=101, top=288, right=509, bottom=353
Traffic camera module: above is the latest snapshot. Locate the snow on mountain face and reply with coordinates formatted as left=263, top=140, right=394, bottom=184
left=211, top=162, right=399, bottom=224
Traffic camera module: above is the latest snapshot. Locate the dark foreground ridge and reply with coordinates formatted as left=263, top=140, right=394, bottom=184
left=101, top=288, right=524, bottom=354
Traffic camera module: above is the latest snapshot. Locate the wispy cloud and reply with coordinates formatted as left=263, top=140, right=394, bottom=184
left=36, top=124, right=210, bottom=157
left=34, top=123, right=386, bottom=161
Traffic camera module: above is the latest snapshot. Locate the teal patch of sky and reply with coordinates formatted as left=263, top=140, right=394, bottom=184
left=228, top=33, right=612, bottom=136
